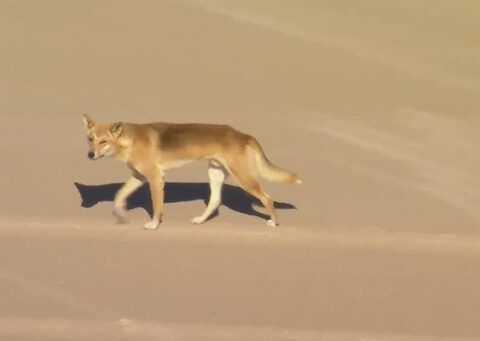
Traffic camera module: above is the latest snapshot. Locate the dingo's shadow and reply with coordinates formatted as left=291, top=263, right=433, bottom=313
left=74, top=182, right=296, bottom=221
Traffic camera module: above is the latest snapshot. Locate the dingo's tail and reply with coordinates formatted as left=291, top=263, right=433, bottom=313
left=248, top=137, right=302, bottom=184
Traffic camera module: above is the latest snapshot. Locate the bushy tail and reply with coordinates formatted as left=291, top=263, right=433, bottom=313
left=248, top=137, right=302, bottom=184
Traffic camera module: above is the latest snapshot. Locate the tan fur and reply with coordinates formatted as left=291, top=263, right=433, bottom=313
left=82, top=114, right=300, bottom=229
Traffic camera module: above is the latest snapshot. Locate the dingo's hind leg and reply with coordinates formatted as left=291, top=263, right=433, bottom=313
left=191, top=161, right=227, bottom=224
left=225, top=155, right=278, bottom=227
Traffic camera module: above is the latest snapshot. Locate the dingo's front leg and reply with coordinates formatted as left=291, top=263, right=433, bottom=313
left=144, top=171, right=164, bottom=230
left=113, top=175, right=144, bottom=224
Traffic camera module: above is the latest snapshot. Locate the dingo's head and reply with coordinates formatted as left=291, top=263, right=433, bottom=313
left=83, top=114, right=123, bottom=160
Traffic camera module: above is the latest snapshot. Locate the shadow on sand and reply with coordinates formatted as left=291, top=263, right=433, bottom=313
left=74, top=182, right=296, bottom=222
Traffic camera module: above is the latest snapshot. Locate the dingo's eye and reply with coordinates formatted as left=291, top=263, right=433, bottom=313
left=87, top=137, right=93, bottom=142
left=99, top=140, right=107, bottom=145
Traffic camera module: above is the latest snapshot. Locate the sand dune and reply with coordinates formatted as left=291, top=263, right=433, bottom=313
left=1, top=1, right=480, bottom=340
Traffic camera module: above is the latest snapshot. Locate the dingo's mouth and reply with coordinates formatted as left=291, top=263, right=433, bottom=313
left=87, top=152, right=103, bottom=160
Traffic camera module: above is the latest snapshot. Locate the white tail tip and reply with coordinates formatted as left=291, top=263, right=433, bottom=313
left=296, top=179, right=303, bottom=184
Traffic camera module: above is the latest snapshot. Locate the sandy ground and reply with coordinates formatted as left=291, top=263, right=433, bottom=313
left=1, top=1, right=480, bottom=340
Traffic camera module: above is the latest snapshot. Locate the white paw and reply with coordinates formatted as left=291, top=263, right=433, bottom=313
left=112, top=208, right=128, bottom=224
left=190, top=216, right=206, bottom=224
left=266, top=219, right=278, bottom=227
left=144, top=220, right=160, bottom=230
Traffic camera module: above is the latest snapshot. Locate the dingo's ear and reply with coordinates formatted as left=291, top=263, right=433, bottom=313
left=110, top=122, right=123, bottom=137
left=83, top=114, right=95, bottom=131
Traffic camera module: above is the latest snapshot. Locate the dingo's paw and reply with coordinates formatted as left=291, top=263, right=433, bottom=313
left=144, top=220, right=160, bottom=230
left=266, top=219, right=278, bottom=227
left=190, top=216, right=206, bottom=224
left=113, top=208, right=128, bottom=224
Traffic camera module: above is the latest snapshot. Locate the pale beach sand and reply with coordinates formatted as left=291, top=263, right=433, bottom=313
left=1, top=1, right=480, bottom=339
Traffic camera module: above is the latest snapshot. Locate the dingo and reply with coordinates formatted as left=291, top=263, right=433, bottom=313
left=82, top=114, right=301, bottom=229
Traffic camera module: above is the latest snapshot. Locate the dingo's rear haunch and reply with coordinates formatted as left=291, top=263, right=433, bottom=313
left=83, top=114, right=301, bottom=229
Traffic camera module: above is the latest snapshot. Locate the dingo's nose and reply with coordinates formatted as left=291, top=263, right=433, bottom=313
left=88, top=151, right=95, bottom=159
